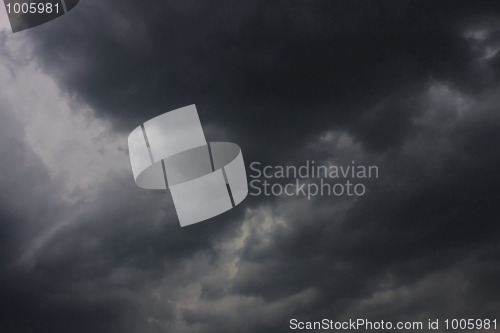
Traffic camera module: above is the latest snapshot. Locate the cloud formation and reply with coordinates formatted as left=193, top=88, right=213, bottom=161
left=0, top=1, right=499, bottom=332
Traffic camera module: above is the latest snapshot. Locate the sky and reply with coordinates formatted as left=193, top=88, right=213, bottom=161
left=0, top=1, right=500, bottom=332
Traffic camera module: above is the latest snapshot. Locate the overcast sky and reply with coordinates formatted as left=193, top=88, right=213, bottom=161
left=0, top=1, right=500, bottom=332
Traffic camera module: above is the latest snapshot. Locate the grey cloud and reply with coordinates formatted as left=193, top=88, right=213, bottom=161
left=26, top=1, right=500, bottom=158
left=0, top=1, right=500, bottom=332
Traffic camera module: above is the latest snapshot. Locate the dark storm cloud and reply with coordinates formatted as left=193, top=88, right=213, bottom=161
left=0, top=114, right=246, bottom=332
left=0, top=109, right=65, bottom=266
left=216, top=86, right=500, bottom=331
left=0, top=109, right=128, bottom=333
left=27, top=0, right=500, bottom=159
left=1, top=1, right=500, bottom=332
